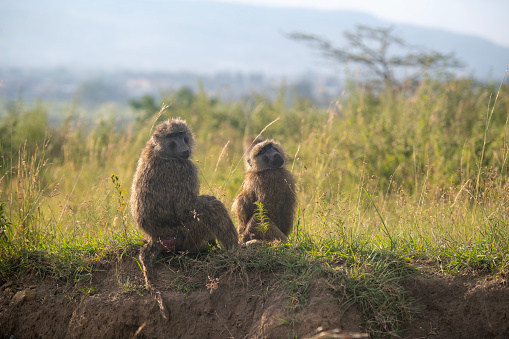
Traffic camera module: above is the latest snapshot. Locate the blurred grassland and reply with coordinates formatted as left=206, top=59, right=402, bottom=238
left=1, top=75, right=508, bottom=277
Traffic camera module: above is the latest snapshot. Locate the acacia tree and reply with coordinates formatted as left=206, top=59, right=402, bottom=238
left=288, top=25, right=463, bottom=89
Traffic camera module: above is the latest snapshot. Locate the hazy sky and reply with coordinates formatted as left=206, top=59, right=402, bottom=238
left=0, top=0, right=507, bottom=76
left=206, top=0, right=509, bottom=48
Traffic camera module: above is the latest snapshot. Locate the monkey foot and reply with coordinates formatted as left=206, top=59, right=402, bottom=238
left=243, top=239, right=264, bottom=247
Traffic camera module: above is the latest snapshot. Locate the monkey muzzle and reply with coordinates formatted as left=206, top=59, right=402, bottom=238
left=178, top=149, right=191, bottom=159
left=272, top=153, right=284, bottom=168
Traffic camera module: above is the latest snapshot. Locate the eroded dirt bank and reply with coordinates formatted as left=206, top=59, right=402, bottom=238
left=1, top=256, right=508, bottom=338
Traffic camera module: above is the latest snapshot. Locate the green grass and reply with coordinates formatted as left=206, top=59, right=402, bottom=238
left=0, top=73, right=508, bottom=336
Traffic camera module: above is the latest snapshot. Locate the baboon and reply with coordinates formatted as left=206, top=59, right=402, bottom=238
left=233, top=139, right=297, bottom=243
left=131, top=118, right=238, bottom=290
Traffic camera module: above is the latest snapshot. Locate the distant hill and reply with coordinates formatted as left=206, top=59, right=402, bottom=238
left=0, top=0, right=508, bottom=79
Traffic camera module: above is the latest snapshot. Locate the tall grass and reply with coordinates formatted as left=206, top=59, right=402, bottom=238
left=0, top=74, right=508, bottom=334
left=1, top=74, right=508, bottom=267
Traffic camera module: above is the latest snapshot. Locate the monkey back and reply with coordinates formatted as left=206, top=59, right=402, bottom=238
left=130, top=154, right=200, bottom=239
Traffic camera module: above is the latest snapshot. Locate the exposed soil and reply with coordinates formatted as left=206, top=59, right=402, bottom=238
left=401, top=271, right=509, bottom=338
left=1, top=254, right=508, bottom=339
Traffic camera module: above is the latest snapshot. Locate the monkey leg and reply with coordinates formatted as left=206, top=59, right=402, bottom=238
left=241, top=215, right=288, bottom=243
left=178, top=195, right=239, bottom=251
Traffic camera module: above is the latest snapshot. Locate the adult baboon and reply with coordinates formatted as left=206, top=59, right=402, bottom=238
left=131, top=118, right=238, bottom=289
left=233, top=139, right=297, bottom=243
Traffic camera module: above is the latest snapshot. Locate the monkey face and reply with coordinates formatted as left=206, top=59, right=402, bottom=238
left=259, top=144, right=284, bottom=168
left=249, top=140, right=287, bottom=170
left=162, top=132, right=191, bottom=159
left=152, top=118, right=195, bottom=160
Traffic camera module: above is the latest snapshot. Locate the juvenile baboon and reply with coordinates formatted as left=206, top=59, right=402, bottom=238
left=233, top=139, right=297, bottom=243
left=131, top=118, right=238, bottom=289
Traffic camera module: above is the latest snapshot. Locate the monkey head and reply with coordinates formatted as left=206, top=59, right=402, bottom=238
left=151, top=118, right=195, bottom=160
left=247, top=139, right=288, bottom=171
left=244, top=135, right=266, bottom=153
left=243, top=135, right=266, bottom=169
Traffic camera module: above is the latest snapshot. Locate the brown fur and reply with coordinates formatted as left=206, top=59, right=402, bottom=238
left=243, top=134, right=265, bottom=169
left=131, top=118, right=238, bottom=290
left=233, top=139, right=297, bottom=243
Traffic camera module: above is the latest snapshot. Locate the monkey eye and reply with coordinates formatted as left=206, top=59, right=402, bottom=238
left=184, top=137, right=189, bottom=144
left=259, top=145, right=272, bottom=155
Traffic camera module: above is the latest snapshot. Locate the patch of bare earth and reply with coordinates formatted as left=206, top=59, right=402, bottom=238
left=0, top=256, right=364, bottom=339
left=1, top=256, right=508, bottom=338
left=401, top=272, right=509, bottom=338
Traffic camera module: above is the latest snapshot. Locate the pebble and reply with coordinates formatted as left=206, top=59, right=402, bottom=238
left=11, top=289, right=37, bottom=306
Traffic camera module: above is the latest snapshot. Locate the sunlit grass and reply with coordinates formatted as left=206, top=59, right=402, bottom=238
left=0, top=74, right=508, bottom=335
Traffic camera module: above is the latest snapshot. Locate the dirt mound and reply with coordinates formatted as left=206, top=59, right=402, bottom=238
left=0, top=257, right=364, bottom=339
left=1, top=256, right=508, bottom=338
left=402, top=273, right=509, bottom=338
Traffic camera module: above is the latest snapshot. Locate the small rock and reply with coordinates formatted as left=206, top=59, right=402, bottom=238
left=11, top=289, right=37, bottom=306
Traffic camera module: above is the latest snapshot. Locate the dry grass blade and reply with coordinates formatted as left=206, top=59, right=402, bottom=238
left=214, top=141, right=230, bottom=175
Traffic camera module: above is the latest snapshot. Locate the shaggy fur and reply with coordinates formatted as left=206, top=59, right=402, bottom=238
left=233, top=139, right=297, bottom=243
left=242, top=134, right=266, bottom=169
left=131, top=118, right=238, bottom=289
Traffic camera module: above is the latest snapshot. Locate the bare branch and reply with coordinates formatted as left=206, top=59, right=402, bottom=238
left=287, top=25, right=463, bottom=89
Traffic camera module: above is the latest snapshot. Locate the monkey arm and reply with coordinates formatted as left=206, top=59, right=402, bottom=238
left=276, top=171, right=297, bottom=236
left=276, top=199, right=295, bottom=236
left=233, top=190, right=256, bottom=235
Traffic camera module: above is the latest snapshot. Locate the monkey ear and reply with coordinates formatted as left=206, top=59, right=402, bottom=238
left=247, top=158, right=251, bottom=166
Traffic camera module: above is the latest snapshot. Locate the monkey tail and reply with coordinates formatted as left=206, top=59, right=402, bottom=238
left=151, top=287, right=170, bottom=321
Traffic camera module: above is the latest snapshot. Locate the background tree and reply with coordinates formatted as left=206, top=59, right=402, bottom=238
left=129, top=94, right=160, bottom=123
left=288, top=25, right=463, bottom=90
